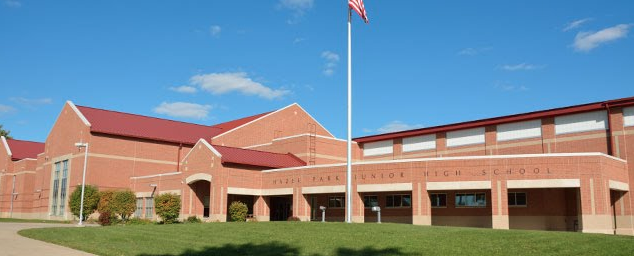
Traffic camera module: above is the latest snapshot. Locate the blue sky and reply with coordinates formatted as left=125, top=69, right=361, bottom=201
left=1, top=0, right=633, bottom=142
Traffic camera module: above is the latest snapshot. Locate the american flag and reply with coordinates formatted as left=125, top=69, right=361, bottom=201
left=349, top=0, right=369, bottom=23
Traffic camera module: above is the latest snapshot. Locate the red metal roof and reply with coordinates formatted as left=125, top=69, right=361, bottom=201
left=354, top=96, right=634, bottom=143
left=75, top=105, right=271, bottom=145
left=6, top=139, right=44, bottom=161
left=213, top=145, right=306, bottom=169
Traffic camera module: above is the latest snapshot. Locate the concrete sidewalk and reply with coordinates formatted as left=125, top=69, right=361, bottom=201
left=0, top=222, right=96, bottom=256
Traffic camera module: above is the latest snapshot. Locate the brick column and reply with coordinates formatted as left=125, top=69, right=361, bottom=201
left=412, top=181, right=431, bottom=225
left=491, top=180, right=509, bottom=229
left=253, top=196, right=270, bottom=222
left=393, top=138, right=403, bottom=160
left=613, top=191, right=634, bottom=235
left=209, top=183, right=227, bottom=222
left=293, top=188, right=310, bottom=221
left=436, top=132, right=447, bottom=157
left=351, top=186, right=365, bottom=223
left=541, top=118, right=555, bottom=153
left=579, top=177, right=613, bottom=234
left=485, top=126, right=497, bottom=155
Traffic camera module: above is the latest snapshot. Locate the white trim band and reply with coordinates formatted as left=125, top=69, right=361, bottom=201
left=302, top=185, right=346, bottom=194
left=507, top=179, right=580, bottom=189
left=427, top=181, right=491, bottom=190
left=609, top=180, right=629, bottom=191
left=357, top=183, right=412, bottom=192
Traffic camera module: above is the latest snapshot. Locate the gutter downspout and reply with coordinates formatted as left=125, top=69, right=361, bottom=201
left=10, top=174, right=16, bottom=218
left=177, top=143, right=182, bottom=172
left=604, top=103, right=614, bottom=156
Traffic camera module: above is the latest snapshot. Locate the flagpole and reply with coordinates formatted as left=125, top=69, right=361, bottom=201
left=346, top=7, right=353, bottom=224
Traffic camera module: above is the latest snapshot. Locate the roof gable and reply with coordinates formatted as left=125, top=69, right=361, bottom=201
left=212, top=145, right=306, bottom=169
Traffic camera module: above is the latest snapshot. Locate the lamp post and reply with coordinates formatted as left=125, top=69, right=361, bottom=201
left=75, top=142, right=89, bottom=226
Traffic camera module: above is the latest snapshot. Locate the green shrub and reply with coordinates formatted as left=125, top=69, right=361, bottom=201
left=228, top=201, right=248, bottom=222
left=112, top=190, right=136, bottom=220
left=69, top=185, right=100, bottom=221
left=154, top=193, right=181, bottom=224
left=185, top=216, right=202, bottom=223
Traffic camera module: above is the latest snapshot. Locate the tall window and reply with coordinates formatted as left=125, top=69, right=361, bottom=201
left=386, top=194, right=411, bottom=208
left=455, top=193, right=486, bottom=207
left=135, top=198, right=143, bottom=218
left=363, top=195, right=379, bottom=208
left=328, top=196, right=345, bottom=208
left=508, top=192, right=527, bottom=207
left=145, top=197, right=154, bottom=218
left=58, top=161, right=68, bottom=215
left=430, top=193, right=447, bottom=208
left=51, top=160, right=69, bottom=216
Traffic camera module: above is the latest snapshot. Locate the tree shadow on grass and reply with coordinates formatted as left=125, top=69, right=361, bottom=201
left=137, top=242, right=412, bottom=256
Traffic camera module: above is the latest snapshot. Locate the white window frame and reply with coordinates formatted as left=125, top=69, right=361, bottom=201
left=446, top=127, right=485, bottom=147
left=363, top=140, right=394, bottom=157
left=496, top=120, right=542, bottom=142
left=624, top=106, right=634, bottom=127
left=554, top=111, right=607, bottom=135
left=403, top=134, right=436, bottom=152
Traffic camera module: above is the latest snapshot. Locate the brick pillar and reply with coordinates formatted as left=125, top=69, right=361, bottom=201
left=579, top=177, right=613, bottom=234
left=393, top=138, right=403, bottom=160
left=210, top=183, right=227, bottom=222
left=436, top=132, right=447, bottom=157
left=609, top=108, right=626, bottom=159
left=293, top=188, right=310, bottom=221
left=253, top=196, right=270, bottom=222
left=412, top=181, right=431, bottom=225
left=485, top=126, right=497, bottom=155
left=541, top=118, right=555, bottom=153
left=613, top=191, right=634, bottom=235
left=491, top=180, right=509, bottom=229
left=351, top=187, right=364, bottom=223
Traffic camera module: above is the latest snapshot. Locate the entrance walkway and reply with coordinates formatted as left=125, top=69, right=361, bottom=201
left=0, top=222, right=96, bottom=256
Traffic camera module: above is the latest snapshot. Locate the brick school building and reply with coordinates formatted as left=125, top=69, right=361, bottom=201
left=2, top=96, right=634, bottom=235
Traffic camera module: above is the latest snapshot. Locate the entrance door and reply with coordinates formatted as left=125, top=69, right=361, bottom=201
left=310, top=196, right=317, bottom=220
left=203, top=195, right=210, bottom=218
left=270, top=196, right=292, bottom=221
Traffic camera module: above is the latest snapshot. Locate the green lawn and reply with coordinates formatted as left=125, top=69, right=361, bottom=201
left=19, top=222, right=634, bottom=256
left=0, top=218, right=71, bottom=224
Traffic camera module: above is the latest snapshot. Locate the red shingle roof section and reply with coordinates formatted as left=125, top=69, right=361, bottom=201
left=6, top=139, right=45, bottom=161
left=75, top=104, right=273, bottom=145
left=213, top=145, right=306, bottom=169
left=76, top=105, right=223, bottom=145
left=354, top=95, right=634, bottom=143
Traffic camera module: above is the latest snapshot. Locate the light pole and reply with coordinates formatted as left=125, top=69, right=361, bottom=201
left=75, top=142, right=89, bottom=226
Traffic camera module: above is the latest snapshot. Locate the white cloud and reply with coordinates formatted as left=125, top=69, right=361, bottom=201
left=321, top=51, right=340, bottom=76
left=278, top=0, right=314, bottom=24
left=494, top=81, right=529, bottom=92
left=10, top=97, right=53, bottom=105
left=500, top=63, right=544, bottom=71
left=153, top=102, right=212, bottom=120
left=169, top=85, right=197, bottom=94
left=573, top=24, right=630, bottom=52
left=457, top=47, right=491, bottom=56
left=0, top=104, right=16, bottom=114
left=210, top=25, right=221, bottom=37
left=293, top=37, right=306, bottom=44
left=370, top=121, right=425, bottom=134
left=563, top=18, right=593, bottom=32
left=4, top=0, right=21, bottom=8
left=190, top=72, right=290, bottom=100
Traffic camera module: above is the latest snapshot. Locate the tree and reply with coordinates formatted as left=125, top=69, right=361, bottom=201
left=69, top=185, right=100, bottom=221
left=111, top=190, right=136, bottom=220
left=0, top=124, right=11, bottom=139
left=154, top=193, right=181, bottom=224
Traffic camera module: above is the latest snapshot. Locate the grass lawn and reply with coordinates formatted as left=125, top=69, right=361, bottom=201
left=0, top=218, right=71, bottom=224
left=19, top=222, right=634, bottom=256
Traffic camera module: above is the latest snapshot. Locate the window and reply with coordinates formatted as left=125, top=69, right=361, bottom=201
left=363, top=195, right=378, bottom=208
left=508, top=192, right=527, bottom=207
left=624, top=107, right=634, bottom=127
left=497, top=120, right=542, bottom=141
left=386, top=194, right=411, bottom=208
left=555, top=111, right=607, bottom=135
left=430, top=193, right=447, bottom=208
left=403, top=135, right=436, bottom=152
left=51, top=160, right=69, bottom=216
left=363, top=140, right=393, bottom=156
left=455, top=193, right=486, bottom=207
left=135, top=198, right=143, bottom=218
left=446, top=128, right=485, bottom=147
left=145, top=197, right=154, bottom=218
left=328, top=196, right=345, bottom=208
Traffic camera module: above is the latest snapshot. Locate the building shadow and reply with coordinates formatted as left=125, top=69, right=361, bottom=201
left=137, top=242, right=412, bottom=256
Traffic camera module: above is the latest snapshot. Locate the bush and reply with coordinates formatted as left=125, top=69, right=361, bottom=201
left=185, top=216, right=202, bottom=224
left=228, top=201, right=248, bottom=222
left=97, top=191, right=115, bottom=214
left=287, top=216, right=301, bottom=222
left=154, top=193, right=181, bottom=224
left=112, top=190, right=136, bottom=220
left=98, top=211, right=114, bottom=226
left=69, top=185, right=100, bottom=221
